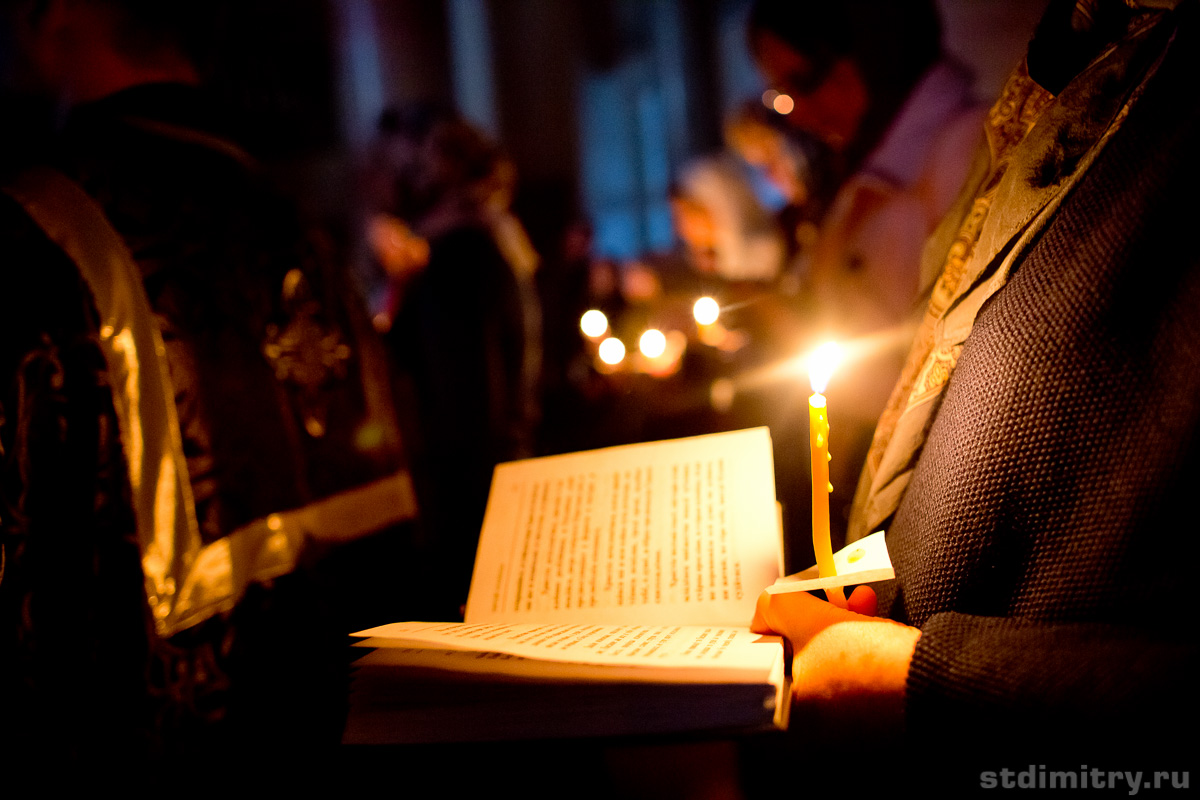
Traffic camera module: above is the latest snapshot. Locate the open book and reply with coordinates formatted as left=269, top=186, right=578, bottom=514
left=344, top=427, right=789, bottom=744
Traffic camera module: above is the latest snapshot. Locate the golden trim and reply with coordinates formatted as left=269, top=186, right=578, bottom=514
left=8, top=167, right=203, bottom=636
left=6, top=169, right=419, bottom=636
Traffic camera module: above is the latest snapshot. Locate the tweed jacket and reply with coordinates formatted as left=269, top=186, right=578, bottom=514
left=865, top=3, right=1199, bottom=753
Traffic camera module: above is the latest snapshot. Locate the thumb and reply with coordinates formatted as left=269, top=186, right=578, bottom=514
left=847, top=585, right=878, bottom=616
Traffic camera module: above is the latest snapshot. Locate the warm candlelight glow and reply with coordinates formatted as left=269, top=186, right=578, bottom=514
left=807, top=341, right=846, bottom=608
left=598, top=337, right=626, bottom=365
left=807, top=340, right=841, bottom=394
left=580, top=309, right=609, bottom=338
left=693, top=296, right=720, bottom=326
left=639, top=328, right=667, bottom=359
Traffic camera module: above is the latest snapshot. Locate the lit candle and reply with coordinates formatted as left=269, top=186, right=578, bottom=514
left=694, top=297, right=726, bottom=348
left=693, top=296, right=720, bottom=326
left=580, top=309, right=609, bottom=339
left=598, top=336, right=626, bottom=366
left=808, top=342, right=846, bottom=608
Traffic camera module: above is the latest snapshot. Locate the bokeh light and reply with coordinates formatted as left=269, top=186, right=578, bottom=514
left=693, top=296, right=720, bottom=326
left=580, top=309, right=609, bottom=338
left=598, top=337, right=626, bottom=365
left=639, top=328, right=667, bottom=359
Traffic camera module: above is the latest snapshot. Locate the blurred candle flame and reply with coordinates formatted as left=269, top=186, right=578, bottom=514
left=581, top=309, right=609, bottom=338
left=639, top=328, right=667, bottom=359
left=598, top=337, right=626, bottom=365
left=693, top=296, right=720, bottom=326
left=807, top=341, right=841, bottom=394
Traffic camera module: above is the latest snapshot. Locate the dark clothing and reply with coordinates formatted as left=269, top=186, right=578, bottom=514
left=0, top=191, right=152, bottom=766
left=1, top=82, right=423, bottom=763
left=870, top=2, right=1200, bottom=758
left=57, top=83, right=412, bottom=547
left=390, top=224, right=533, bottom=609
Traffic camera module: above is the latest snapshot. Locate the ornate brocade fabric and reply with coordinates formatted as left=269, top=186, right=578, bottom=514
left=847, top=6, right=1176, bottom=541
left=866, top=64, right=1054, bottom=472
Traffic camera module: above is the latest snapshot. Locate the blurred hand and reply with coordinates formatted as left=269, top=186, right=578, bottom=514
left=370, top=214, right=430, bottom=281
left=751, top=585, right=919, bottom=735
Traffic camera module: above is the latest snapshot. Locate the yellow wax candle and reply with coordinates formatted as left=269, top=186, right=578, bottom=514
left=808, top=343, right=846, bottom=608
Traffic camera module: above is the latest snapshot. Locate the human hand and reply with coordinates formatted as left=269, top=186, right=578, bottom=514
left=752, top=585, right=919, bottom=734
left=369, top=214, right=430, bottom=281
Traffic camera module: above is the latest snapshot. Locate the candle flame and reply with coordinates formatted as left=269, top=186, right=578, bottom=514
left=693, top=296, right=720, bottom=326
left=598, top=336, right=626, bottom=365
left=639, top=328, right=667, bottom=358
left=580, top=309, right=608, bottom=338
left=807, top=341, right=841, bottom=394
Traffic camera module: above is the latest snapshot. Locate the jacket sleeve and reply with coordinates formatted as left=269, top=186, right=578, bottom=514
left=906, top=612, right=1197, bottom=748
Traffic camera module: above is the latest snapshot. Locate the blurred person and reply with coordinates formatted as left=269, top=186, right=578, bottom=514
left=724, top=101, right=812, bottom=214
left=635, top=153, right=790, bottom=341
left=724, top=100, right=826, bottom=270
left=374, top=106, right=541, bottom=610
left=748, top=0, right=985, bottom=332
left=748, top=0, right=987, bottom=549
left=0, top=0, right=425, bottom=765
left=0, top=139, right=159, bottom=773
left=668, top=153, right=788, bottom=286
left=367, top=212, right=430, bottom=328
left=748, top=0, right=1199, bottom=783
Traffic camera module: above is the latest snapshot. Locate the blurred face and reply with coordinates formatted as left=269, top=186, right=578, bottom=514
left=670, top=195, right=719, bottom=274
left=753, top=30, right=869, bottom=153
left=670, top=196, right=716, bottom=253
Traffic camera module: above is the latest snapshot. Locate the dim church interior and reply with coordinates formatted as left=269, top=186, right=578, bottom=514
left=11, top=0, right=1146, bottom=793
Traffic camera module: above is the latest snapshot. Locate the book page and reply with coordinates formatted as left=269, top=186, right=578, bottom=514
left=464, top=427, right=781, bottom=626
left=354, top=621, right=782, bottom=678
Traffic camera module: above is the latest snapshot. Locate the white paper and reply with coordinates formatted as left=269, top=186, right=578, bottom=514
left=354, top=620, right=782, bottom=674
left=764, top=530, right=893, bottom=594
left=464, top=428, right=781, bottom=626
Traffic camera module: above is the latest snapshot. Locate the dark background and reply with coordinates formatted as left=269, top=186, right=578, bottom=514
left=202, top=0, right=1047, bottom=297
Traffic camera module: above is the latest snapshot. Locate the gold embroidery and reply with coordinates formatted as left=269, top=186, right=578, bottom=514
left=262, top=269, right=353, bottom=438
left=908, top=344, right=964, bottom=406
left=864, top=62, right=1054, bottom=475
